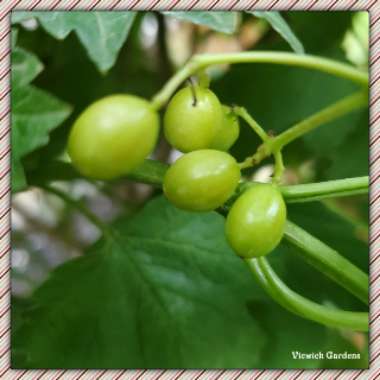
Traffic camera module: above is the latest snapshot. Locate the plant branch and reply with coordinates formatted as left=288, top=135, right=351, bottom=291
left=279, top=176, right=369, bottom=203
left=270, top=91, right=368, bottom=151
left=30, top=161, right=368, bottom=203
left=29, top=159, right=169, bottom=187
left=237, top=91, right=367, bottom=170
left=246, top=257, right=368, bottom=331
left=273, top=150, right=285, bottom=183
left=284, top=220, right=368, bottom=305
left=151, top=51, right=368, bottom=109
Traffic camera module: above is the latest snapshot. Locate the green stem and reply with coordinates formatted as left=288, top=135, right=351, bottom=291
left=273, top=150, right=285, bottom=183
left=246, top=257, right=368, bottom=331
left=237, top=91, right=367, bottom=170
left=127, top=159, right=169, bottom=186
left=233, top=106, right=269, bottom=142
left=31, top=161, right=368, bottom=203
left=151, top=52, right=368, bottom=109
left=270, top=91, right=368, bottom=151
left=284, top=220, right=368, bottom=305
left=40, top=184, right=111, bottom=237
left=238, top=144, right=271, bottom=170
left=29, top=159, right=169, bottom=187
left=280, top=176, right=369, bottom=203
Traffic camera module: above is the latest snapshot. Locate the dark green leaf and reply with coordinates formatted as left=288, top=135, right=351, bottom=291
left=163, top=11, right=239, bottom=34
left=283, top=11, right=353, bottom=54
left=12, top=46, right=43, bottom=88
left=11, top=27, right=18, bottom=48
left=248, top=299, right=326, bottom=368
left=12, top=11, right=137, bottom=72
left=11, top=43, right=72, bottom=191
left=249, top=11, right=304, bottom=54
left=13, top=197, right=365, bottom=368
left=11, top=11, right=33, bottom=25
left=325, top=110, right=368, bottom=179
left=13, top=196, right=266, bottom=368
left=11, top=157, right=27, bottom=193
left=320, top=331, right=368, bottom=369
left=12, top=86, right=71, bottom=160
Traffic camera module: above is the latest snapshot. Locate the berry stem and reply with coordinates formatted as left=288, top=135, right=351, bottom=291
left=272, top=149, right=285, bottom=183
left=233, top=105, right=284, bottom=177
left=237, top=91, right=367, bottom=170
left=197, top=70, right=211, bottom=88
left=233, top=106, right=269, bottom=142
left=151, top=51, right=368, bottom=109
left=187, top=78, right=198, bottom=106
left=246, top=257, right=368, bottom=331
left=270, top=91, right=368, bottom=151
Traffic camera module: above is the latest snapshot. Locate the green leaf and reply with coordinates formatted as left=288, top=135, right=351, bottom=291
left=249, top=11, right=304, bottom=54
left=11, top=297, right=35, bottom=366
left=11, top=27, right=18, bottom=48
left=12, top=46, right=43, bottom=88
left=13, top=196, right=267, bottom=368
left=285, top=11, right=354, bottom=54
left=163, top=11, right=239, bottom=34
left=325, top=110, right=368, bottom=179
left=12, top=85, right=71, bottom=160
left=13, top=197, right=362, bottom=368
left=11, top=43, right=71, bottom=192
left=11, top=11, right=33, bottom=25
left=320, top=330, right=368, bottom=369
left=249, top=299, right=326, bottom=368
left=11, top=157, right=27, bottom=193
left=12, top=11, right=137, bottom=72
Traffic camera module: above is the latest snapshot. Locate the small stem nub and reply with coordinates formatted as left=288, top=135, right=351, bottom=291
left=188, top=78, right=198, bottom=107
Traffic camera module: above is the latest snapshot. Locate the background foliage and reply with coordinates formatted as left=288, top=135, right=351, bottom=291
left=11, top=11, right=368, bottom=369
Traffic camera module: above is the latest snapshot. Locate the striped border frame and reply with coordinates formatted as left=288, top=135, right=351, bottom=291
left=1, top=0, right=377, bottom=379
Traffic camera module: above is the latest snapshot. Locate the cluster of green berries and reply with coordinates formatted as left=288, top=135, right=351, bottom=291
left=67, top=84, right=286, bottom=258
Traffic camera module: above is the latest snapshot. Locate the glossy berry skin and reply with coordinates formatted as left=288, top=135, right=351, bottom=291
left=68, top=95, right=159, bottom=180
left=163, top=150, right=240, bottom=212
left=225, top=183, right=287, bottom=258
left=210, top=106, right=240, bottom=151
left=164, top=86, right=223, bottom=153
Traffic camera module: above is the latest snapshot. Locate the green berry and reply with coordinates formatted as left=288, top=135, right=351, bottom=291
left=68, top=95, right=159, bottom=180
left=163, top=149, right=240, bottom=211
left=163, top=86, right=222, bottom=153
left=225, top=183, right=287, bottom=258
left=210, top=105, right=240, bottom=151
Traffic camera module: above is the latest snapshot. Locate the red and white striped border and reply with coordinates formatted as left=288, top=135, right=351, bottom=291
left=2, top=0, right=377, bottom=379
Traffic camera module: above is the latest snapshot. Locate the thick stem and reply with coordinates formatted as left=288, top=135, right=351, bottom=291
left=151, top=61, right=197, bottom=110
left=237, top=91, right=367, bottom=170
left=280, top=176, right=369, bottom=203
left=30, top=161, right=368, bottom=203
left=151, top=51, right=368, bottom=109
left=270, top=91, right=368, bottom=151
left=246, top=257, right=368, bottom=331
left=284, top=220, right=368, bottom=305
